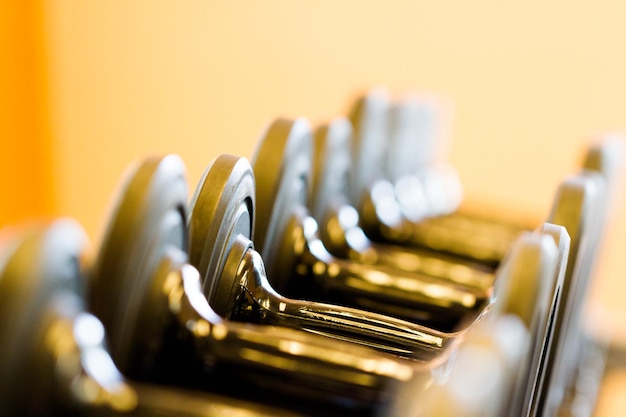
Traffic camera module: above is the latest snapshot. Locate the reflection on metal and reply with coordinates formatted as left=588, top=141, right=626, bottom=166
left=91, top=154, right=420, bottom=416
left=0, top=220, right=299, bottom=417
left=311, top=118, right=496, bottom=292
left=188, top=154, right=462, bottom=361
left=250, top=118, right=492, bottom=332
left=0, top=89, right=622, bottom=417
left=348, top=90, right=529, bottom=266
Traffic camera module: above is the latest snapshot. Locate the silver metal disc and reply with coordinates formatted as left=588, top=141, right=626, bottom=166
left=187, top=154, right=255, bottom=318
left=347, top=89, right=391, bottom=207
left=0, top=219, right=88, bottom=406
left=310, top=117, right=353, bottom=222
left=251, top=118, right=313, bottom=281
left=89, top=154, right=188, bottom=371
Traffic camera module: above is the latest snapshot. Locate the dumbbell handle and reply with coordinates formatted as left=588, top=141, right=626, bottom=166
left=224, top=235, right=463, bottom=361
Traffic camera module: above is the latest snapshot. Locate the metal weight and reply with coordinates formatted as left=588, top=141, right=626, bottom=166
left=250, top=117, right=492, bottom=332
left=415, top=227, right=563, bottom=417
left=90, top=154, right=419, bottom=417
left=188, top=153, right=578, bottom=417
left=0, top=219, right=297, bottom=417
left=310, top=116, right=496, bottom=293
left=348, top=90, right=529, bottom=267
left=541, top=171, right=608, bottom=417
left=188, top=154, right=462, bottom=360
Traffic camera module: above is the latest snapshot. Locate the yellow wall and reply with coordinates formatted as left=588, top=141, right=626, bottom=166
left=35, top=1, right=626, bottom=338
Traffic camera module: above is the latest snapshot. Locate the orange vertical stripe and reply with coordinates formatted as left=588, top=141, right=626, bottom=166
left=0, top=0, right=54, bottom=227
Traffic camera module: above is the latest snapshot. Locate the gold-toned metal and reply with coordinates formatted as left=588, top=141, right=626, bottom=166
left=348, top=90, right=529, bottom=266
left=188, top=154, right=464, bottom=361
left=0, top=220, right=298, bottom=417
left=410, top=227, right=563, bottom=417
left=92, top=154, right=419, bottom=416
left=500, top=226, right=567, bottom=417
left=251, top=118, right=492, bottom=332
left=542, top=171, right=608, bottom=417
left=311, top=117, right=496, bottom=292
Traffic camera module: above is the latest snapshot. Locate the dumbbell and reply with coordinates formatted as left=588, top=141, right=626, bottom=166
left=88, top=154, right=419, bottom=417
left=248, top=113, right=615, bottom=417
left=0, top=219, right=299, bottom=417
left=244, top=117, right=492, bottom=332
left=348, top=90, right=529, bottom=267
left=541, top=169, right=615, bottom=417
left=187, top=152, right=574, bottom=417
left=310, top=116, right=495, bottom=292
left=416, top=223, right=567, bottom=417
left=188, top=153, right=461, bottom=360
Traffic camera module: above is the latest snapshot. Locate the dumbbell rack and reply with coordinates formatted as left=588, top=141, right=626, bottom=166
left=0, top=89, right=622, bottom=417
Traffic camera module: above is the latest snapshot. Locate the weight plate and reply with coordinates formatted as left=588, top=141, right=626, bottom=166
left=188, top=154, right=255, bottom=318
left=0, top=219, right=88, bottom=409
left=90, top=155, right=188, bottom=371
left=347, top=89, right=391, bottom=206
left=251, top=118, right=312, bottom=282
left=310, top=117, right=353, bottom=222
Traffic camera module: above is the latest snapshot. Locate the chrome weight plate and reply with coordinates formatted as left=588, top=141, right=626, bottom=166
left=188, top=154, right=255, bottom=318
left=310, top=117, right=353, bottom=222
left=347, top=89, right=391, bottom=207
left=386, top=94, right=439, bottom=182
left=251, top=118, right=312, bottom=283
left=0, top=219, right=88, bottom=413
left=89, top=155, right=188, bottom=371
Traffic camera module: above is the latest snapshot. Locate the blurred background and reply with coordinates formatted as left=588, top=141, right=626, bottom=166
left=1, top=0, right=625, bottom=412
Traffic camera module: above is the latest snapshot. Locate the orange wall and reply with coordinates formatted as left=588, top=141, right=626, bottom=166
left=36, top=1, right=626, bottom=337
left=0, top=0, right=53, bottom=225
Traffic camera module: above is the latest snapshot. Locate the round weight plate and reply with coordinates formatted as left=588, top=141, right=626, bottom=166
left=187, top=154, right=255, bottom=317
left=310, top=117, right=353, bottom=222
left=90, top=155, right=188, bottom=371
left=386, top=94, right=439, bottom=182
left=347, top=89, right=391, bottom=207
left=0, top=219, right=88, bottom=408
left=251, top=118, right=313, bottom=282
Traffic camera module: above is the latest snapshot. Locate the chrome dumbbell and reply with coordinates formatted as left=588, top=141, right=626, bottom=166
left=88, top=155, right=419, bottom=417
left=247, top=117, right=491, bottom=332
left=188, top=153, right=461, bottom=360
left=348, top=90, right=529, bottom=267
left=187, top=153, right=574, bottom=417
left=542, top=169, right=615, bottom=417
left=416, top=223, right=566, bottom=417
left=0, top=219, right=299, bottom=417
left=310, top=117, right=495, bottom=292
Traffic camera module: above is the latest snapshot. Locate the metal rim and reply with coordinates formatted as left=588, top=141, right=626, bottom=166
left=0, top=219, right=88, bottom=403
left=90, top=154, right=188, bottom=371
left=310, top=117, right=353, bottom=222
left=187, top=154, right=255, bottom=317
left=251, top=118, right=313, bottom=280
left=347, top=89, right=391, bottom=207
left=386, top=94, right=439, bottom=182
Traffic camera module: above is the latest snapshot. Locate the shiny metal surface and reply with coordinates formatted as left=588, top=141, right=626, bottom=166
left=311, top=116, right=496, bottom=292
left=412, top=229, right=562, bottom=417
left=187, top=154, right=255, bottom=315
left=89, top=154, right=188, bottom=371
left=0, top=220, right=295, bottom=417
left=348, top=90, right=529, bottom=266
left=419, top=225, right=566, bottom=417
left=346, top=88, right=390, bottom=208
left=188, top=154, right=462, bottom=361
left=252, top=117, right=492, bottom=331
left=386, top=94, right=463, bottom=218
left=0, top=219, right=91, bottom=415
left=93, top=154, right=418, bottom=416
left=501, top=226, right=567, bottom=417
left=542, top=172, right=607, bottom=417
